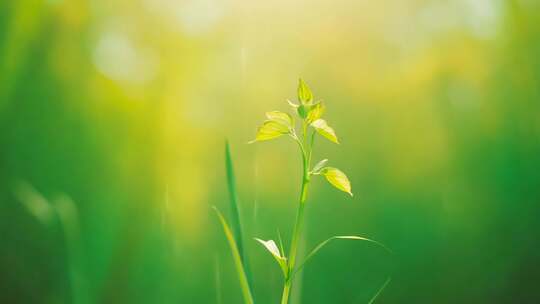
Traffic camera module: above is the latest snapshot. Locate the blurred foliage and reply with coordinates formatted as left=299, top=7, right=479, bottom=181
left=1, top=0, right=540, bottom=303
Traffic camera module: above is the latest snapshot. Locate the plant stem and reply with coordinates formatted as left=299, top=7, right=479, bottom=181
left=281, top=125, right=311, bottom=304
left=281, top=176, right=309, bottom=304
left=280, top=281, right=291, bottom=304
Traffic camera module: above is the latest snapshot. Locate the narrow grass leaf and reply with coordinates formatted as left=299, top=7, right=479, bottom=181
left=213, top=207, right=254, bottom=304
left=225, top=141, right=252, bottom=286
left=293, top=235, right=391, bottom=277
left=367, top=277, right=391, bottom=304
left=225, top=141, right=246, bottom=260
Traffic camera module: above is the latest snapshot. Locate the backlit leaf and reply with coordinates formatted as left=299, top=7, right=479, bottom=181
left=254, top=238, right=288, bottom=277
left=321, top=167, right=352, bottom=196
left=307, top=102, right=325, bottom=123
left=251, top=120, right=289, bottom=143
left=297, top=78, right=313, bottom=104
left=311, top=119, right=339, bottom=144
left=266, top=111, right=293, bottom=129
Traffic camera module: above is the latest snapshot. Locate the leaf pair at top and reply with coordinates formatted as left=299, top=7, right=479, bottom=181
left=292, top=79, right=339, bottom=144
left=251, top=79, right=339, bottom=144
left=250, top=78, right=352, bottom=197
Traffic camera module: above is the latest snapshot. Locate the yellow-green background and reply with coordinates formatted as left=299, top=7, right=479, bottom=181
left=1, top=0, right=539, bottom=303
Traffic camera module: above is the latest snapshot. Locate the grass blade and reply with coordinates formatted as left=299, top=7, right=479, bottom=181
left=367, top=277, right=391, bottom=304
left=225, top=140, right=246, bottom=260
left=293, top=235, right=391, bottom=277
left=213, top=207, right=254, bottom=304
left=225, top=140, right=253, bottom=285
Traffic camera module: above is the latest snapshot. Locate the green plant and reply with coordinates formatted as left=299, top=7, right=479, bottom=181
left=216, top=79, right=389, bottom=304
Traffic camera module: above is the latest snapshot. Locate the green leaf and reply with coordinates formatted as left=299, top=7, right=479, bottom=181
left=307, top=102, right=325, bottom=123
left=293, top=235, right=391, bottom=277
left=311, top=119, right=339, bottom=144
left=297, top=78, right=313, bottom=104
left=254, top=238, right=288, bottom=277
left=213, top=207, right=254, bottom=304
left=297, top=104, right=310, bottom=119
left=266, top=111, right=293, bottom=129
left=251, top=120, right=289, bottom=143
left=321, top=167, right=352, bottom=196
left=225, top=141, right=252, bottom=286
left=311, top=159, right=328, bottom=174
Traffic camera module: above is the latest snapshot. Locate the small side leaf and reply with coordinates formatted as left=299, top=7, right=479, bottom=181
left=293, top=235, right=391, bottom=277
left=287, top=99, right=299, bottom=108
left=321, top=167, right=352, bottom=196
left=297, top=104, right=310, bottom=119
left=311, top=159, right=328, bottom=174
left=266, top=111, right=293, bottom=129
left=297, top=78, right=313, bottom=105
left=307, top=102, right=325, bottom=123
left=213, top=207, right=254, bottom=304
left=250, top=120, right=289, bottom=143
left=254, top=238, right=288, bottom=277
left=311, top=119, right=339, bottom=144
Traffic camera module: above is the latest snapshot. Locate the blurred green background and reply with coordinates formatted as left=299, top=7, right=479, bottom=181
left=1, top=0, right=540, bottom=303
